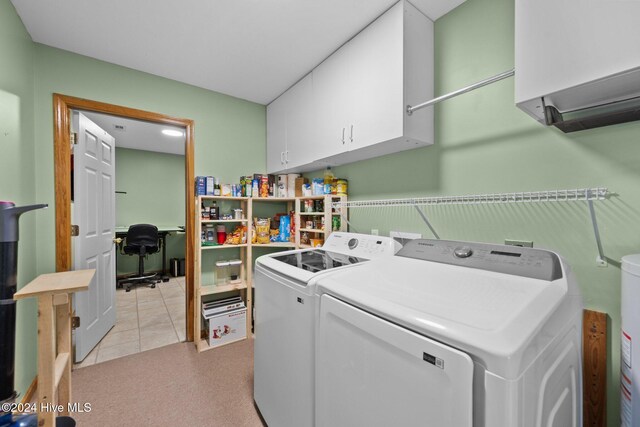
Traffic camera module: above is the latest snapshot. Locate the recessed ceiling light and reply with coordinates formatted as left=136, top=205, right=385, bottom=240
left=162, top=129, right=183, bottom=137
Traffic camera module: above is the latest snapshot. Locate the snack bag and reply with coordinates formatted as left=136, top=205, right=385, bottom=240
left=254, top=217, right=271, bottom=244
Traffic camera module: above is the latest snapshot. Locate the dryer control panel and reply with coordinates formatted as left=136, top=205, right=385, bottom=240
left=397, top=239, right=563, bottom=281
left=323, top=232, right=402, bottom=258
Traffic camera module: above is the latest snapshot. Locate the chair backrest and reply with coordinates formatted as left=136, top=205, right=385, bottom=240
left=126, top=224, right=159, bottom=253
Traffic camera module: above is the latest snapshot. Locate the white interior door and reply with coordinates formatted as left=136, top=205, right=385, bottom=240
left=72, top=111, right=117, bottom=362
left=316, top=295, right=474, bottom=427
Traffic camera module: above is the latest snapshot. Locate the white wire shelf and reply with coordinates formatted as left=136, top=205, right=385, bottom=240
left=330, top=187, right=611, bottom=266
left=331, top=187, right=609, bottom=208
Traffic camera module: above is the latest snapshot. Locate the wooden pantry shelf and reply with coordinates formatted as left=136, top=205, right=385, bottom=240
left=199, top=196, right=249, bottom=201
left=201, top=243, right=248, bottom=250
left=298, top=195, right=328, bottom=200
left=299, top=228, right=326, bottom=233
left=299, top=212, right=325, bottom=216
left=200, top=281, right=248, bottom=296
left=252, top=197, right=296, bottom=202
left=252, top=242, right=296, bottom=248
left=201, top=219, right=248, bottom=224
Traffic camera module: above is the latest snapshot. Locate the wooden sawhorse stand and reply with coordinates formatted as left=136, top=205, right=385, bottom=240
left=14, top=269, right=94, bottom=427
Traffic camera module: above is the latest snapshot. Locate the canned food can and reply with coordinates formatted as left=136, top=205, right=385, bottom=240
left=305, top=200, right=314, bottom=212
left=336, top=179, right=348, bottom=196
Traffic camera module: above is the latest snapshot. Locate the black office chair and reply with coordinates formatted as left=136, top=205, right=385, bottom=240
left=119, top=224, right=160, bottom=292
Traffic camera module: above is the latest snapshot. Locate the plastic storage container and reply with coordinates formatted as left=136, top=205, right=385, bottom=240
left=215, top=260, right=230, bottom=285
left=228, top=259, right=242, bottom=284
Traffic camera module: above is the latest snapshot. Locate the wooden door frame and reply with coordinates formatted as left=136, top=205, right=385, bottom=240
left=53, top=94, right=195, bottom=342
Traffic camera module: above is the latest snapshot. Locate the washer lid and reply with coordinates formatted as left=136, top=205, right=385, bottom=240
left=316, top=254, right=580, bottom=378
left=255, top=232, right=401, bottom=284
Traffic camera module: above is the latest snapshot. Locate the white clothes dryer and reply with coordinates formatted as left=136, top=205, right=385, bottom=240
left=315, top=239, right=583, bottom=427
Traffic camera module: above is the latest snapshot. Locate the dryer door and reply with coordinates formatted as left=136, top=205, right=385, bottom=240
left=317, top=295, right=474, bottom=427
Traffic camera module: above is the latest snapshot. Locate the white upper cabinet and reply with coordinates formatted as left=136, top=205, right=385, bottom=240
left=266, top=91, right=287, bottom=173
left=313, top=40, right=356, bottom=162
left=349, top=2, right=404, bottom=152
left=515, top=0, right=640, bottom=124
left=267, top=0, right=434, bottom=174
left=285, top=73, right=315, bottom=170
left=267, top=73, right=314, bottom=173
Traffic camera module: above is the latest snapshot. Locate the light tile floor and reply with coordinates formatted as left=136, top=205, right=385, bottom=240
left=74, top=276, right=186, bottom=369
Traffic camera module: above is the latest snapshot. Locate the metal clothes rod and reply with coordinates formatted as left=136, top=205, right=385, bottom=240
left=332, top=187, right=609, bottom=209
left=407, top=68, right=515, bottom=115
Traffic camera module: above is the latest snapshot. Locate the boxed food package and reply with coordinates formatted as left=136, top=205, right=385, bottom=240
left=312, top=178, right=324, bottom=195
left=295, top=177, right=309, bottom=197
left=260, top=175, right=269, bottom=198
left=268, top=174, right=276, bottom=197
left=206, top=176, right=215, bottom=196
left=287, top=174, right=300, bottom=196
left=204, top=305, right=247, bottom=347
left=195, top=176, right=206, bottom=196
left=277, top=175, right=288, bottom=198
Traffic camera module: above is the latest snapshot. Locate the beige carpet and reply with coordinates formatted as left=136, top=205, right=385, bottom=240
left=72, top=338, right=265, bottom=426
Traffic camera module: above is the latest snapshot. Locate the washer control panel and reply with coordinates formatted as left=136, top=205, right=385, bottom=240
left=323, top=232, right=402, bottom=258
left=397, top=239, right=563, bottom=281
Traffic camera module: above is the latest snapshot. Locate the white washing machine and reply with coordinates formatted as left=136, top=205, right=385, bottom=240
left=253, top=232, right=401, bottom=427
left=315, top=239, right=583, bottom=427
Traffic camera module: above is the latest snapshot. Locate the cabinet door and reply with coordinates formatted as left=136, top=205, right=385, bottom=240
left=515, top=0, right=640, bottom=108
left=350, top=0, right=404, bottom=151
left=266, top=93, right=288, bottom=174
left=284, top=73, right=315, bottom=169
left=313, top=40, right=356, bottom=160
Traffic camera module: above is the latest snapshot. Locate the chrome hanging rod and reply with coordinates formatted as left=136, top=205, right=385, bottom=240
left=406, top=68, right=515, bottom=115
left=332, top=187, right=609, bottom=209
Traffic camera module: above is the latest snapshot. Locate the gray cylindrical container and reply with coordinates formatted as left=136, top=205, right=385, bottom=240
left=621, top=254, right=640, bottom=427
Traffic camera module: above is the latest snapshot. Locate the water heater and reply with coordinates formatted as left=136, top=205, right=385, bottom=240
left=621, top=254, right=640, bottom=427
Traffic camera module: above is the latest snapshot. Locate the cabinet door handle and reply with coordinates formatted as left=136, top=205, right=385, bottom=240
left=285, top=151, right=289, bottom=163
left=350, top=125, right=354, bottom=142
left=342, top=127, right=345, bottom=144
left=280, top=151, right=285, bottom=164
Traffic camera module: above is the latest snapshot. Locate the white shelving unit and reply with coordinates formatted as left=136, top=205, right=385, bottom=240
left=195, top=194, right=347, bottom=352
left=195, top=196, right=252, bottom=353
left=296, top=195, right=347, bottom=248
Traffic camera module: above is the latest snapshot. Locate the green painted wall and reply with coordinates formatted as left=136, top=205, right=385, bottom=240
left=33, top=43, right=266, bottom=279
left=0, top=1, right=39, bottom=400
left=114, top=148, right=185, bottom=275
left=307, top=0, right=639, bottom=423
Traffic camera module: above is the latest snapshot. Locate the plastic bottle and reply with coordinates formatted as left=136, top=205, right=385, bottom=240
left=323, top=167, right=334, bottom=195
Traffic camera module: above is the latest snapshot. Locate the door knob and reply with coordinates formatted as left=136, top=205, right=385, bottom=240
left=113, top=237, right=123, bottom=245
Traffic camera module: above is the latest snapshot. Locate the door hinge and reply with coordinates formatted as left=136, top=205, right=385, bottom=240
left=70, top=132, right=78, bottom=145
left=71, top=316, right=80, bottom=329
left=71, top=224, right=79, bottom=236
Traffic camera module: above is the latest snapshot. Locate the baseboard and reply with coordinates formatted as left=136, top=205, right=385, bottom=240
left=21, top=376, right=37, bottom=403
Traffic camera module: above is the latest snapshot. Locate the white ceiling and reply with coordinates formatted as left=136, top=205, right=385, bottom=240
left=12, top=0, right=465, bottom=105
left=80, top=111, right=185, bottom=155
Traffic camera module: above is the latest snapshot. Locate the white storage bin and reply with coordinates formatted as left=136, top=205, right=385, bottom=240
left=204, top=307, right=247, bottom=347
